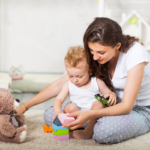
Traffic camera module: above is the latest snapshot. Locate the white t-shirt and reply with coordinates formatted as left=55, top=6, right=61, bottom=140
left=69, top=77, right=100, bottom=110
left=112, top=42, right=150, bottom=106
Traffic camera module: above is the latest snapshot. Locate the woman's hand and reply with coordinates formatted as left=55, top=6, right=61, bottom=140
left=63, top=110, right=92, bottom=130
left=16, top=104, right=28, bottom=114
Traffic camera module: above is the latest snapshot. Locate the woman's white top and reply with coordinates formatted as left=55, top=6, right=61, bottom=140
left=69, top=77, right=100, bottom=110
left=112, top=42, right=150, bottom=106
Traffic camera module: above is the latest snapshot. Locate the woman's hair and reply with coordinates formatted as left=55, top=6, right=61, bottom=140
left=83, top=17, right=140, bottom=91
left=64, top=46, right=88, bottom=68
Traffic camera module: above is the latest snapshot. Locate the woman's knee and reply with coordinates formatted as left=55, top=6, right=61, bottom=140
left=92, top=117, right=121, bottom=144
left=64, top=103, right=78, bottom=113
left=91, top=101, right=104, bottom=110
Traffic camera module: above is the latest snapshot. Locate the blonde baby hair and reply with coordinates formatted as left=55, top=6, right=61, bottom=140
left=65, top=46, right=88, bottom=68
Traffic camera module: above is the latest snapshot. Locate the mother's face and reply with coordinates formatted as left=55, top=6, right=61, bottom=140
left=88, top=42, right=120, bottom=64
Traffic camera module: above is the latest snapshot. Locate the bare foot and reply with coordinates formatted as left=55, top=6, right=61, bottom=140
left=72, top=130, right=93, bottom=139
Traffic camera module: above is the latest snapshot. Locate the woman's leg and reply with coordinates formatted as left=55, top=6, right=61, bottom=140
left=73, top=101, right=104, bottom=139
left=44, top=101, right=71, bottom=126
left=92, top=106, right=150, bottom=144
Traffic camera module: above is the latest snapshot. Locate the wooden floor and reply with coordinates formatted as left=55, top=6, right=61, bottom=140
left=12, top=93, right=69, bottom=110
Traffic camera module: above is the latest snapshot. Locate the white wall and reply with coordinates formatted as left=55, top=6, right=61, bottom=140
left=0, top=0, right=98, bottom=73
left=1, top=0, right=150, bottom=73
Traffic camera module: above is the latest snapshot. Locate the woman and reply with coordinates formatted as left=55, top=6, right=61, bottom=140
left=17, top=17, right=150, bottom=144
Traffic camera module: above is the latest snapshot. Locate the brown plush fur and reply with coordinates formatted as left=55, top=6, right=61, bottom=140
left=0, top=88, right=26, bottom=144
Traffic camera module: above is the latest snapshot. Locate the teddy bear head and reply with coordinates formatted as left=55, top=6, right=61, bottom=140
left=0, top=88, right=20, bottom=115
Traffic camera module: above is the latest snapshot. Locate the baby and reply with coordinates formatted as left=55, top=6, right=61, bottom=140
left=53, top=46, right=117, bottom=139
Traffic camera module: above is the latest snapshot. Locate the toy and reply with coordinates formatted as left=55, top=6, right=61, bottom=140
left=52, top=123, right=68, bottom=131
left=9, top=66, right=50, bottom=93
left=58, top=113, right=75, bottom=125
left=52, top=113, right=75, bottom=141
left=95, top=94, right=112, bottom=107
left=53, top=134, right=69, bottom=141
left=0, top=88, right=27, bottom=143
left=53, top=128, right=69, bottom=136
left=53, top=116, right=62, bottom=126
left=43, top=125, right=53, bottom=133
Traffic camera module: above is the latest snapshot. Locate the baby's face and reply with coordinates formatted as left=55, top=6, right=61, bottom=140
left=66, top=61, right=91, bottom=87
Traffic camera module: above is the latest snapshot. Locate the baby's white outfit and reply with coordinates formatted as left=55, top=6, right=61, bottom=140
left=69, top=77, right=100, bottom=110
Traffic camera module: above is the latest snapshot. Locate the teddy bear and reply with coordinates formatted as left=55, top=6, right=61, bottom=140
left=0, top=88, right=27, bottom=143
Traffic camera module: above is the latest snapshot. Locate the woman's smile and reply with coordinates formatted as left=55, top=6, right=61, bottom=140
left=97, top=59, right=103, bottom=63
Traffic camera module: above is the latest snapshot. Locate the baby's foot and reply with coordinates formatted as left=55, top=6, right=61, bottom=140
left=72, top=130, right=93, bottom=139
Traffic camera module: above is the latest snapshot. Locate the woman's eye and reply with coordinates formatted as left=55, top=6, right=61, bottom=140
left=99, top=52, right=105, bottom=54
left=78, top=76, right=83, bottom=78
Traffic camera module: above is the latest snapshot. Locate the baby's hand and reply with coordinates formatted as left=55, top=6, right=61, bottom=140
left=52, top=112, right=63, bottom=122
left=104, top=92, right=117, bottom=106
left=52, top=115, right=57, bottom=123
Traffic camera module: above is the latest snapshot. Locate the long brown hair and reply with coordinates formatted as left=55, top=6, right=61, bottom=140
left=83, top=17, right=140, bottom=91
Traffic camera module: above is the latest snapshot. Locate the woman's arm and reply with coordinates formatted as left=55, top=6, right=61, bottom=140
left=64, top=62, right=145, bottom=129
left=97, top=78, right=113, bottom=95
left=94, top=62, right=145, bottom=117
left=16, top=74, right=69, bottom=114
left=53, top=82, right=69, bottom=115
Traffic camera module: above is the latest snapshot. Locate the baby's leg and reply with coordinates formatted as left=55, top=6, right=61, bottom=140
left=64, top=103, right=79, bottom=113
left=73, top=101, right=104, bottom=139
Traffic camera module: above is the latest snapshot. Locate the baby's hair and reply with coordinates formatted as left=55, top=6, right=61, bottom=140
left=65, top=46, right=88, bottom=68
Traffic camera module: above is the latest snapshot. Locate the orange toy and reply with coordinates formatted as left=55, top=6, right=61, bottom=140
left=43, top=124, right=53, bottom=133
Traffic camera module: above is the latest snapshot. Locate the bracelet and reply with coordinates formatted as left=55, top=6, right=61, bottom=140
left=23, top=103, right=28, bottom=111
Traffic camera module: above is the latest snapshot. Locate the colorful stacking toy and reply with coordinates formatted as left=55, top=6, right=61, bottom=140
left=52, top=113, right=75, bottom=141
left=43, top=124, right=53, bottom=133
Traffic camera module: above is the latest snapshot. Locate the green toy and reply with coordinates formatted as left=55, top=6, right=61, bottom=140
left=95, top=94, right=112, bottom=107
left=53, top=128, right=69, bottom=136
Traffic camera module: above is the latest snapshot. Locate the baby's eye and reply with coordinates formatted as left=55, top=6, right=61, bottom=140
left=69, top=76, right=73, bottom=78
